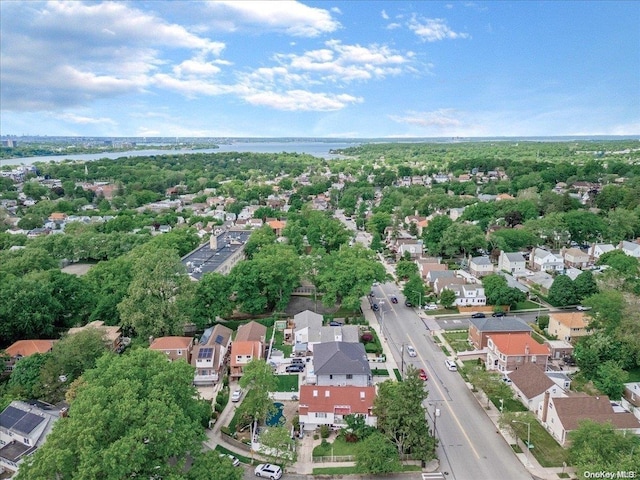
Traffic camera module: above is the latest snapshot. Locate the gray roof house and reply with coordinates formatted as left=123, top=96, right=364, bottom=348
left=425, top=269, right=456, bottom=287
left=308, top=325, right=360, bottom=348
left=293, top=310, right=324, bottom=344
left=498, top=251, right=527, bottom=275
left=468, top=316, right=533, bottom=350
left=313, top=342, right=371, bottom=387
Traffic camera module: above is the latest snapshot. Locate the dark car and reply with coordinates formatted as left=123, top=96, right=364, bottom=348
left=369, top=291, right=375, bottom=297
left=390, top=296, right=398, bottom=304
left=329, top=321, right=343, bottom=326
left=285, top=364, right=304, bottom=373
left=404, top=300, right=412, bottom=307
left=471, top=313, right=486, bottom=318
left=372, top=303, right=379, bottom=311
left=492, top=312, right=506, bottom=317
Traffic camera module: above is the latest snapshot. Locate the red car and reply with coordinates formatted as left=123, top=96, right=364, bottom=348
left=419, top=369, right=428, bottom=381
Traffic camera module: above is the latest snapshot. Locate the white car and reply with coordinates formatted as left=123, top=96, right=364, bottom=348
left=231, top=390, right=242, bottom=402
left=576, top=305, right=592, bottom=311
left=423, top=304, right=438, bottom=311
left=219, top=453, right=240, bottom=467
left=255, top=463, right=283, bottom=479
left=445, top=360, right=458, bottom=371
left=406, top=345, right=417, bottom=357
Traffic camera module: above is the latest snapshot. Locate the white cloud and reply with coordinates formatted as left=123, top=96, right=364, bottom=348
left=242, top=89, right=362, bottom=111
left=381, top=10, right=389, bottom=20
left=205, top=1, right=340, bottom=37
left=56, top=112, right=117, bottom=125
left=386, top=23, right=402, bottom=30
left=389, top=109, right=463, bottom=128
left=409, top=17, right=470, bottom=42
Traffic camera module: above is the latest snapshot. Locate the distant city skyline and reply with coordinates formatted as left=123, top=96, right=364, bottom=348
left=1, top=1, right=638, bottom=138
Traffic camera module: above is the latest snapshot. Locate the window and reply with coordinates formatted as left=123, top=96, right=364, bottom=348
left=329, top=375, right=333, bottom=379
left=316, top=412, right=327, bottom=418
left=325, top=391, right=330, bottom=397
left=346, top=374, right=353, bottom=380
left=177, top=350, right=182, bottom=356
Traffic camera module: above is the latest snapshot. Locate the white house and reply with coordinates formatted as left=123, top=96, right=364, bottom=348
left=498, top=251, right=528, bottom=275
left=446, top=284, right=487, bottom=307
left=298, top=385, right=376, bottom=431
left=293, top=310, right=324, bottom=345
left=620, top=240, right=640, bottom=258
left=469, top=256, right=494, bottom=278
left=313, top=342, right=371, bottom=387
left=530, top=248, right=564, bottom=273
left=507, top=363, right=567, bottom=414
left=589, top=243, right=615, bottom=261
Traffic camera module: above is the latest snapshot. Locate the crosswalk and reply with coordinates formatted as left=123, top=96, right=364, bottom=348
left=422, top=473, right=446, bottom=480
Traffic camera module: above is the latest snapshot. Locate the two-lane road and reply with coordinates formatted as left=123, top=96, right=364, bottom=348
left=371, top=283, right=532, bottom=480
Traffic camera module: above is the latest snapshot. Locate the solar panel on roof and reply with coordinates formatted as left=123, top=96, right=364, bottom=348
left=198, top=347, right=213, bottom=359
left=0, top=406, right=44, bottom=434
left=14, top=412, right=45, bottom=434
left=215, top=335, right=224, bottom=345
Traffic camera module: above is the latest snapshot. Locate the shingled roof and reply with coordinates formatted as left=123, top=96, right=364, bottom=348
left=313, top=342, right=370, bottom=377
left=508, top=363, right=555, bottom=398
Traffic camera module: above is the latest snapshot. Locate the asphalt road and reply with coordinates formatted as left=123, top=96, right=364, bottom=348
left=371, top=283, right=532, bottom=480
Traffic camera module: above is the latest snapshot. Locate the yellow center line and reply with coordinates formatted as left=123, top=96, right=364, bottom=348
left=412, top=332, right=481, bottom=459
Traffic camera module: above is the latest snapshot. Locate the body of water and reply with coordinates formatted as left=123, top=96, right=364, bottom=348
left=0, top=141, right=360, bottom=166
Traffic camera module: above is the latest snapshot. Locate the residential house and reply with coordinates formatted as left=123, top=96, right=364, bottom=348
left=620, top=240, right=640, bottom=258
left=486, top=332, right=550, bottom=373
left=445, top=284, right=487, bottom=307
left=307, top=325, right=360, bottom=351
left=3, top=340, right=56, bottom=372
left=522, top=270, right=555, bottom=294
left=0, top=401, right=61, bottom=475
left=298, top=385, right=376, bottom=431
left=192, top=324, right=232, bottom=385
left=230, top=341, right=263, bottom=380
left=395, top=239, right=424, bottom=259
left=548, top=312, right=590, bottom=343
left=149, top=336, right=194, bottom=363
left=496, top=193, right=515, bottom=201
left=468, top=317, right=534, bottom=349
left=416, top=259, right=446, bottom=280
left=623, top=382, right=640, bottom=409
left=235, top=320, right=267, bottom=345
left=449, top=207, right=466, bottom=221
left=469, top=256, right=494, bottom=278
left=425, top=270, right=456, bottom=288
left=68, top=320, right=123, bottom=351
left=561, top=248, right=590, bottom=269
left=313, top=342, right=371, bottom=387
left=543, top=340, right=574, bottom=361
left=498, top=252, right=527, bottom=275
left=589, top=243, right=615, bottom=261
left=530, top=248, right=564, bottom=273
left=293, top=310, right=324, bottom=345
left=541, top=395, right=640, bottom=445
left=508, top=363, right=567, bottom=414
left=267, top=219, right=286, bottom=236
left=433, top=276, right=467, bottom=295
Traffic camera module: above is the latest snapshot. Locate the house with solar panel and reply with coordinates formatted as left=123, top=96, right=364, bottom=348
left=0, top=401, right=61, bottom=475
left=191, top=324, right=233, bottom=385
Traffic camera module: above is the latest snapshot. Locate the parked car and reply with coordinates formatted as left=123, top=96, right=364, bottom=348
left=423, top=304, right=438, bottom=311
left=231, top=389, right=243, bottom=402
left=329, top=321, right=343, bottom=326
left=291, top=357, right=305, bottom=365
left=492, top=312, right=506, bottom=317
left=219, top=453, right=241, bottom=467
left=404, top=300, right=412, bottom=307
left=390, top=296, right=398, bottom=304
left=406, top=345, right=417, bottom=357
left=372, top=303, right=379, bottom=311
left=445, top=360, right=458, bottom=371
left=255, top=463, right=283, bottom=479
left=285, top=364, right=304, bottom=373
left=576, top=305, right=592, bottom=311
left=369, top=291, right=375, bottom=297
left=419, top=369, right=428, bottom=381
left=471, top=312, right=486, bottom=318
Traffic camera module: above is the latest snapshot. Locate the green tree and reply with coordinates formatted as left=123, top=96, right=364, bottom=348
left=7, top=353, right=50, bottom=399
left=367, top=211, right=392, bottom=236
left=569, top=420, right=640, bottom=477
left=439, top=289, right=457, bottom=309
left=573, top=270, right=598, bottom=301
left=422, top=215, right=453, bottom=255
left=16, top=349, right=207, bottom=480
left=117, top=247, right=191, bottom=338
left=563, top=210, right=606, bottom=244
left=238, top=359, right=278, bottom=426
left=593, top=360, right=628, bottom=399
left=341, top=414, right=375, bottom=442
left=582, top=290, right=626, bottom=333
left=83, top=255, right=134, bottom=325
left=374, top=367, right=435, bottom=461
left=490, top=285, right=526, bottom=309
left=244, top=225, right=276, bottom=260
left=187, top=450, right=242, bottom=480
left=316, top=245, right=387, bottom=311
left=259, top=425, right=297, bottom=470
left=598, top=249, right=640, bottom=277
left=547, top=275, right=578, bottom=307
left=190, top=272, right=233, bottom=327
left=355, top=431, right=401, bottom=474
left=402, top=274, right=426, bottom=308
left=395, top=259, right=418, bottom=280
left=439, top=223, right=486, bottom=257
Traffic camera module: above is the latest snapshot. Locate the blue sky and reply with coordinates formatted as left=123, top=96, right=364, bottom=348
left=1, top=1, right=638, bottom=138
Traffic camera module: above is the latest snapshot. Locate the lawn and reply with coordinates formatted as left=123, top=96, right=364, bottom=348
left=510, top=416, right=568, bottom=468
left=273, top=328, right=292, bottom=357
left=442, top=330, right=470, bottom=353
left=274, top=374, right=299, bottom=392
left=312, top=436, right=360, bottom=457
left=214, top=445, right=252, bottom=465
left=514, top=300, right=541, bottom=311
left=371, top=368, right=389, bottom=376
left=312, top=465, right=421, bottom=475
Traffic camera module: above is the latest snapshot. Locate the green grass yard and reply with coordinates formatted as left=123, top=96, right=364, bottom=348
left=442, top=330, right=470, bottom=353
left=274, top=374, right=299, bottom=392
left=510, top=416, right=568, bottom=468
left=312, top=436, right=360, bottom=457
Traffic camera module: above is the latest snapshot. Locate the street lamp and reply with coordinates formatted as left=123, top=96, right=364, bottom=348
left=512, top=420, right=531, bottom=466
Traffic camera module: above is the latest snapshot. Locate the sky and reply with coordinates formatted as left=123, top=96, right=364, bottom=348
left=1, top=1, right=639, bottom=138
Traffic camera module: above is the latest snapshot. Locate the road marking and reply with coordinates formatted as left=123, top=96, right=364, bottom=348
left=410, top=333, right=481, bottom=460
left=422, top=473, right=446, bottom=480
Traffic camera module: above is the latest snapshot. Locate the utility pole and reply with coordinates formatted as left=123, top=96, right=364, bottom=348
left=401, top=343, right=405, bottom=377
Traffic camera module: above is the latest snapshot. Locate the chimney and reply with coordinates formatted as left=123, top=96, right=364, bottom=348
left=541, top=391, right=550, bottom=422
left=149, top=336, right=154, bottom=345
left=525, top=344, right=530, bottom=356
left=209, top=234, right=218, bottom=250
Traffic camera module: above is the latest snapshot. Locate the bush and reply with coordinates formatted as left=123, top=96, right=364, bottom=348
left=365, top=343, right=381, bottom=354
left=537, top=314, right=550, bottom=330
left=361, top=332, right=374, bottom=343
left=313, top=434, right=319, bottom=440
left=320, top=425, right=330, bottom=439
left=320, top=438, right=329, bottom=448
left=220, top=426, right=231, bottom=436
